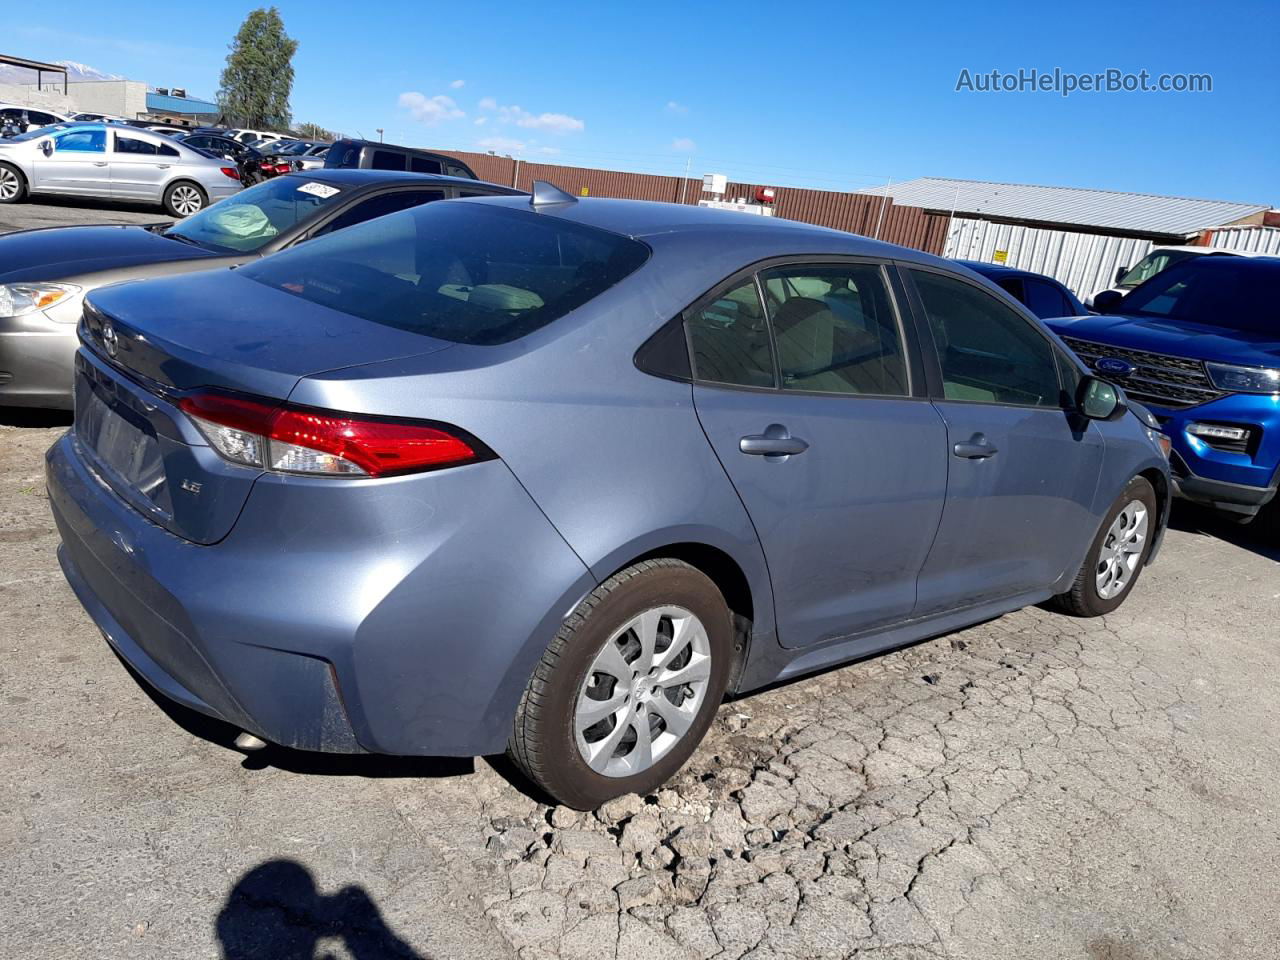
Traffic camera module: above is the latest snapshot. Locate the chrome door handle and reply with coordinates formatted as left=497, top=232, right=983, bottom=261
left=92, top=161, right=108, bottom=167
left=953, top=434, right=998, bottom=459
left=156, top=164, right=171, bottom=169
left=740, top=424, right=809, bottom=458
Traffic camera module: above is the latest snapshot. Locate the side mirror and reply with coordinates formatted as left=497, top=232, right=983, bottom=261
left=1092, top=289, right=1124, bottom=314
left=40, top=139, right=53, bottom=157
left=1077, top=376, right=1127, bottom=421
left=1114, top=265, right=1128, bottom=285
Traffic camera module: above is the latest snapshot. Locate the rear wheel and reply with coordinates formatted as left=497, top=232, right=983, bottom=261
left=0, top=163, right=26, bottom=204
left=164, top=181, right=207, bottom=218
left=509, top=559, right=733, bottom=809
left=1052, top=476, right=1157, bottom=617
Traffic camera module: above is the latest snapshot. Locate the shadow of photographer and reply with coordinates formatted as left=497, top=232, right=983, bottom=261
left=217, top=859, right=428, bottom=960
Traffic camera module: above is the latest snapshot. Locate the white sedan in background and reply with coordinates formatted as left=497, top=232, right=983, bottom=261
left=0, top=123, right=242, bottom=217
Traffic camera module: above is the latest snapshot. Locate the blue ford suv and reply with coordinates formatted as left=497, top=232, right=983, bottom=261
left=1048, top=256, right=1279, bottom=521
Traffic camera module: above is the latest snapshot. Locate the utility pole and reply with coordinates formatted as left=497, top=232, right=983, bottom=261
left=677, top=154, right=692, bottom=205
left=376, top=128, right=384, bottom=142
left=873, top=177, right=892, bottom=240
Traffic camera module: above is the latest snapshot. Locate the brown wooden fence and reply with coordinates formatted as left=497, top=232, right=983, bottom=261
left=437, top=150, right=949, bottom=255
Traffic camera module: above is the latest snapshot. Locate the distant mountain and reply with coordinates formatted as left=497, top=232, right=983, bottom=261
left=0, top=59, right=124, bottom=85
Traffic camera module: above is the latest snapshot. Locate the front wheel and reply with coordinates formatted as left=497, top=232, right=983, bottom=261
left=508, top=559, right=733, bottom=809
left=1052, top=476, right=1157, bottom=617
left=163, top=181, right=207, bottom=218
left=0, top=163, right=27, bottom=204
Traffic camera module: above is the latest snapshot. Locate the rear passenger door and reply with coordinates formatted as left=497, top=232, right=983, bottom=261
left=903, top=266, right=1103, bottom=613
left=110, top=132, right=180, bottom=200
left=690, top=260, right=949, bottom=649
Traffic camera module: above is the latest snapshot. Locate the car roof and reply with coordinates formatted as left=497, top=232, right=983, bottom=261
left=278, top=168, right=521, bottom=193
left=954, top=259, right=1060, bottom=282
left=452, top=193, right=950, bottom=265
left=1174, top=253, right=1280, bottom=273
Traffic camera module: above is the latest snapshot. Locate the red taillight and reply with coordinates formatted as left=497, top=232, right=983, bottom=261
left=177, top=391, right=484, bottom=477
left=259, top=161, right=274, bottom=171
left=274, top=162, right=290, bottom=174
left=220, top=166, right=241, bottom=181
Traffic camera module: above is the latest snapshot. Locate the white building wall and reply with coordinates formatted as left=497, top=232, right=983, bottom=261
left=0, top=83, right=72, bottom=113
left=1206, top=225, right=1280, bottom=255
left=0, top=80, right=148, bottom=118
left=944, top=217, right=1154, bottom=300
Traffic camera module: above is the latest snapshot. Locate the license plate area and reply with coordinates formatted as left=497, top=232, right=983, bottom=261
left=75, top=368, right=175, bottom=523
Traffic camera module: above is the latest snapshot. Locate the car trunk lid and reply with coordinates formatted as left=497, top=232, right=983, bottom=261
left=74, top=271, right=455, bottom=544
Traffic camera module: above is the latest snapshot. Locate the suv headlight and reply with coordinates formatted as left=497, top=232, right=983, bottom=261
left=0, top=282, right=81, bottom=319
left=1206, top=361, right=1280, bottom=395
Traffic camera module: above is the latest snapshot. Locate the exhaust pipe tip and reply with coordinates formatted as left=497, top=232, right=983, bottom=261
left=234, top=731, right=269, bottom=752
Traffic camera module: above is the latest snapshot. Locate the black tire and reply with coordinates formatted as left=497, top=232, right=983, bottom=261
left=509, top=559, right=733, bottom=809
left=163, top=180, right=208, bottom=218
left=0, top=162, right=27, bottom=204
left=1052, top=476, right=1158, bottom=617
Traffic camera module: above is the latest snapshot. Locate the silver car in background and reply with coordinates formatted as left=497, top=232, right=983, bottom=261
left=0, top=123, right=242, bottom=218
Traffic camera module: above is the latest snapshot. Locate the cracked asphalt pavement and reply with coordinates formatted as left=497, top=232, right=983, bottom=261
left=2, top=202, right=1280, bottom=960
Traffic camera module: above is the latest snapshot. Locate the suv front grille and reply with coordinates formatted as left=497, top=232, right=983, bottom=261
left=1061, top=336, right=1223, bottom=409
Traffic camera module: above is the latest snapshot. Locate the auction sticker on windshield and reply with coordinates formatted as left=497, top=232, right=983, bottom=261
left=297, top=182, right=341, bottom=199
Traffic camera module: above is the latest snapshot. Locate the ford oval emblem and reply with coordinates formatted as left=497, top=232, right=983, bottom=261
left=1095, top=356, right=1135, bottom=377
left=101, top=321, right=118, bottom=359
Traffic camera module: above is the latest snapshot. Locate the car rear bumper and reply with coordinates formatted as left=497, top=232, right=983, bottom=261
left=0, top=314, right=77, bottom=409
left=47, top=431, right=595, bottom=757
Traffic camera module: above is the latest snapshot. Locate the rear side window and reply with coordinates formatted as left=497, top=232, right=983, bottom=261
left=1024, top=278, right=1073, bottom=319
left=115, top=135, right=159, bottom=155
left=686, top=278, right=774, bottom=387
left=371, top=149, right=406, bottom=171
left=311, top=189, right=446, bottom=237
left=911, top=269, right=1060, bottom=407
left=240, top=202, right=650, bottom=345
left=410, top=156, right=444, bottom=174
left=760, top=264, right=908, bottom=396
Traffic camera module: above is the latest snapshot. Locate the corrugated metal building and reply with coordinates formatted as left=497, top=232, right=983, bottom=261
left=439, top=150, right=951, bottom=255
left=858, top=176, right=1273, bottom=298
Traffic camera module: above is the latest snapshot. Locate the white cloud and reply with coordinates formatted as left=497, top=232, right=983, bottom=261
left=478, top=100, right=585, bottom=135
left=398, top=92, right=465, bottom=125
left=474, top=116, right=487, bottom=125
left=477, top=135, right=526, bottom=154
left=450, top=79, right=465, bottom=89
left=671, top=137, right=697, bottom=152
left=537, top=146, right=561, bottom=156
left=666, top=100, right=689, bottom=114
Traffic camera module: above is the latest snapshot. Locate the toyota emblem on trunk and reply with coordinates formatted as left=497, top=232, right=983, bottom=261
left=102, top=321, right=118, bottom=358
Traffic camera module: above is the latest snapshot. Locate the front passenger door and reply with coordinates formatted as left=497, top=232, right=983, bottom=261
left=906, top=267, right=1103, bottom=613
left=31, top=128, right=110, bottom=194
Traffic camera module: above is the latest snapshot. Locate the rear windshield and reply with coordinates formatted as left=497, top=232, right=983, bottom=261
left=239, top=200, right=650, bottom=345
left=325, top=141, right=359, bottom=168
left=1120, top=259, right=1280, bottom=334
left=164, top=176, right=346, bottom=253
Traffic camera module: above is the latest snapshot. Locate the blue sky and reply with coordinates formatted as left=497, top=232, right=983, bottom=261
left=14, top=0, right=1278, bottom=203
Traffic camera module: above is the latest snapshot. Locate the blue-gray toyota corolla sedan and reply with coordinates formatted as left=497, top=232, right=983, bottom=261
left=47, top=185, right=1172, bottom=808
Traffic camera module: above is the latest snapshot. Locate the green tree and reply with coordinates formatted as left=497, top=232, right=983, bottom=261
left=217, top=7, right=298, bottom=129
left=296, top=121, right=337, bottom=141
